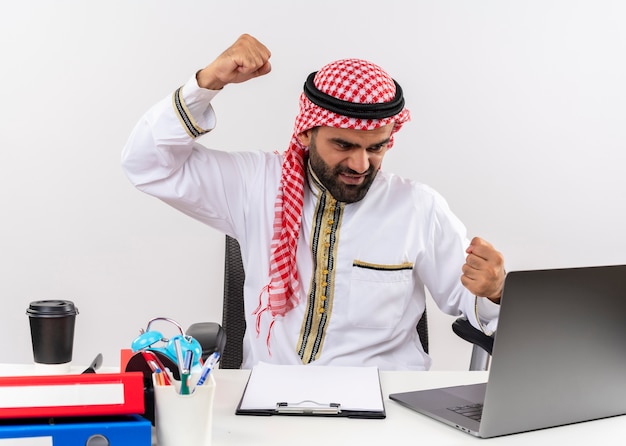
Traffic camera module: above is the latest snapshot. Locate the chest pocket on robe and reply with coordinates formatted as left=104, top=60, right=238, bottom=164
left=348, top=260, right=414, bottom=329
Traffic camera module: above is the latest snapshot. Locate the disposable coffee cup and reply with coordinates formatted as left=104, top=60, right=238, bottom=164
left=26, top=300, right=78, bottom=370
left=152, top=373, right=216, bottom=446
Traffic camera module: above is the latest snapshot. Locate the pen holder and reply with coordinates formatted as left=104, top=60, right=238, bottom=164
left=125, top=350, right=180, bottom=425
left=152, top=372, right=216, bottom=446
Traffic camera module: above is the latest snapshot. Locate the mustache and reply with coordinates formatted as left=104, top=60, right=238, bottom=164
left=336, top=165, right=374, bottom=176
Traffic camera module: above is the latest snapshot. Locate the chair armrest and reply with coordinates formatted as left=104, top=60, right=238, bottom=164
left=452, top=317, right=495, bottom=355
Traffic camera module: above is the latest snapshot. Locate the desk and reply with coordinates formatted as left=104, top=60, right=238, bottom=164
left=2, top=366, right=622, bottom=444
left=206, top=369, right=624, bottom=445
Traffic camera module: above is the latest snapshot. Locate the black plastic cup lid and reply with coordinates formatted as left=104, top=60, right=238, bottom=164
left=26, top=300, right=79, bottom=317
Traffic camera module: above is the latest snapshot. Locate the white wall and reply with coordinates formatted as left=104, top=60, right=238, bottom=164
left=1, top=0, right=624, bottom=371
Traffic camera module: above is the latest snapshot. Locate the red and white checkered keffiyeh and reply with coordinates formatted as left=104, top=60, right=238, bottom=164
left=255, top=59, right=411, bottom=346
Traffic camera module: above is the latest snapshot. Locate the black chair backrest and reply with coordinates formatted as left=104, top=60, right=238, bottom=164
left=221, top=235, right=428, bottom=368
left=221, top=235, right=247, bottom=369
left=417, top=309, right=429, bottom=354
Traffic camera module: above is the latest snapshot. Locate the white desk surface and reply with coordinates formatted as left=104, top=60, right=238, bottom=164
left=2, top=365, right=623, bottom=444
left=209, top=369, right=624, bottom=445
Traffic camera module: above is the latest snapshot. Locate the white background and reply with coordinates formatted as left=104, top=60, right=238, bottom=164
left=1, top=0, right=624, bottom=370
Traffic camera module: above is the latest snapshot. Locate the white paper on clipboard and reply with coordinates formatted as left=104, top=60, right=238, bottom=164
left=238, top=362, right=385, bottom=416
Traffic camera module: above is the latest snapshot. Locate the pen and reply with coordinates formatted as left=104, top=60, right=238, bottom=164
left=177, top=350, right=194, bottom=395
left=154, top=368, right=164, bottom=386
left=161, top=368, right=172, bottom=385
left=164, top=367, right=175, bottom=385
left=145, top=359, right=159, bottom=373
left=196, top=351, right=220, bottom=387
left=142, top=350, right=172, bottom=384
left=173, top=338, right=185, bottom=376
left=180, top=371, right=190, bottom=395
left=183, top=349, right=193, bottom=374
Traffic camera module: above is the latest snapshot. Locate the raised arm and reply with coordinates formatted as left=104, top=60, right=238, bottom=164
left=120, top=34, right=273, bottom=228
left=196, top=33, right=272, bottom=90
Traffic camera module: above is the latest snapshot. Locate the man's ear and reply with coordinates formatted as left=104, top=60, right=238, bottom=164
left=297, top=129, right=312, bottom=146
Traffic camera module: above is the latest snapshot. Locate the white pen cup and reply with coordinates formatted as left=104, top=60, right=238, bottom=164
left=152, top=372, right=216, bottom=446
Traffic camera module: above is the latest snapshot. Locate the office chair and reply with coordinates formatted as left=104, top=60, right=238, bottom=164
left=452, top=317, right=494, bottom=371
left=215, top=235, right=493, bottom=371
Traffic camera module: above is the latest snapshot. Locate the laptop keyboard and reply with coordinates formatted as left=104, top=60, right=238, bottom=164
left=447, top=403, right=483, bottom=422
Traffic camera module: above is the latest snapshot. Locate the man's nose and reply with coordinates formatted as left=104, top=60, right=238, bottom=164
left=346, top=149, right=370, bottom=174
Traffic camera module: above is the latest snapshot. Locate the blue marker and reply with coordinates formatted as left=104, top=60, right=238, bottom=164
left=183, top=349, right=193, bottom=373
left=196, top=351, right=220, bottom=387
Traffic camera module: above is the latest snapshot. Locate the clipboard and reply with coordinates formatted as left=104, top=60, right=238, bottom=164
left=236, top=362, right=386, bottom=419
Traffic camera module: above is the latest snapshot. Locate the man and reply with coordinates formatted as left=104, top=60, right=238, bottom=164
left=122, top=34, right=505, bottom=370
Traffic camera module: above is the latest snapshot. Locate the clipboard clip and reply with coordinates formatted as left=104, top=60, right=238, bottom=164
left=276, top=400, right=342, bottom=415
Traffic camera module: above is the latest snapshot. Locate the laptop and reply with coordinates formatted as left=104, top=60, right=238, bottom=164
left=389, top=264, right=626, bottom=438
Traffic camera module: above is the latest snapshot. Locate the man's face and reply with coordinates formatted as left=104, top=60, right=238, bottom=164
left=298, top=125, right=394, bottom=203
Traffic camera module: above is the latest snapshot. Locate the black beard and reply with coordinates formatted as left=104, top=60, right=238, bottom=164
left=308, top=141, right=377, bottom=204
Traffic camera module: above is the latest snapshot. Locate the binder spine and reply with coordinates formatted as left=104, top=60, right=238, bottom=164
left=0, top=373, right=145, bottom=419
left=0, top=415, right=152, bottom=445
